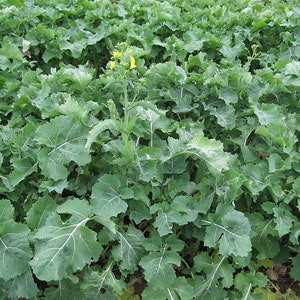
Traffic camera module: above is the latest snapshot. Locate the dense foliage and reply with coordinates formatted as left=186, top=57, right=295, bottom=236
left=1, top=0, right=300, bottom=299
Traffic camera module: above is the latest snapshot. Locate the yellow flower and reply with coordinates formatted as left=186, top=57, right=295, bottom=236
left=129, top=56, right=136, bottom=69
left=109, top=61, right=116, bottom=70
left=113, top=51, right=123, bottom=59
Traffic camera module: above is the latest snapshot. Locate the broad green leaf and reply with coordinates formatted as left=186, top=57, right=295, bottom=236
left=56, top=94, right=88, bottom=120
left=203, top=209, right=252, bottom=257
left=153, top=211, right=179, bottom=236
left=167, top=174, right=196, bottom=198
left=142, top=277, right=195, bottom=300
left=8, top=158, right=37, bottom=188
left=249, top=213, right=280, bottom=259
left=31, top=209, right=102, bottom=281
left=128, top=200, right=151, bottom=224
left=39, top=178, right=69, bottom=193
left=57, top=198, right=93, bottom=222
left=242, top=163, right=268, bottom=195
left=216, top=169, right=245, bottom=203
left=234, top=271, right=268, bottom=298
left=138, top=147, right=164, bottom=182
left=153, top=195, right=203, bottom=235
left=35, top=115, right=91, bottom=180
left=171, top=195, right=199, bottom=223
left=284, top=61, right=300, bottom=86
left=81, top=263, right=125, bottom=296
left=0, top=199, right=14, bottom=223
left=135, top=106, right=171, bottom=134
left=193, top=254, right=233, bottom=296
left=90, top=174, right=128, bottom=218
left=61, top=65, right=93, bottom=90
left=193, top=275, right=229, bottom=300
left=186, top=133, right=233, bottom=174
left=85, top=119, right=120, bottom=149
left=207, top=103, right=236, bottom=130
left=182, top=30, right=206, bottom=53
left=58, top=38, right=87, bottom=58
left=112, top=226, right=145, bottom=272
left=253, top=103, right=284, bottom=125
left=255, top=124, right=297, bottom=153
left=139, top=244, right=181, bottom=288
left=26, top=196, right=58, bottom=230
left=291, top=254, right=300, bottom=281
left=273, top=204, right=295, bottom=237
left=43, top=279, right=85, bottom=300
left=0, top=221, right=32, bottom=280
left=8, top=271, right=38, bottom=300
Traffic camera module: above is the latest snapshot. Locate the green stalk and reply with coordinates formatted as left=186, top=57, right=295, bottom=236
left=122, top=81, right=129, bottom=144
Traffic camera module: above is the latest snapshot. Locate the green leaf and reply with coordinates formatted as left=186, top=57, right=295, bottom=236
left=112, top=226, right=145, bottom=272
left=35, top=115, right=91, bottom=180
left=8, top=158, right=38, bottom=188
left=81, top=263, right=125, bottom=296
left=207, top=103, right=236, bottom=130
left=85, top=119, right=120, bottom=149
left=153, top=211, right=179, bottom=236
left=8, top=271, right=38, bottom=300
left=142, top=277, right=195, bottom=300
left=57, top=198, right=93, bottom=222
left=253, top=103, right=284, bottom=125
left=43, top=279, right=85, bottom=300
left=0, top=221, right=32, bottom=280
left=26, top=196, right=58, bottom=230
left=61, top=65, right=93, bottom=90
left=56, top=95, right=88, bottom=120
left=31, top=200, right=102, bottom=281
left=273, top=204, right=294, bottom=237
left=203, top=207, right=252, bottom=257
left=90, top=174, right=128, bottom=218
left=128, top=200, right=151, bottom=224
left=193, top=254, right=233, bottom=296
left=242, top=163, right=268, bottom=195
left=249, top=213, right=280, bottom=259
left=138, top=147, right=164, bottom=182
left=291, top=254, right=300, bottom=281
left=0, top=199, right=14, bottom=223
left=139, top=244, right=181, bottom=288
left=186, top=133, right=233, bottom=174
left=234, top=271, right=268, bottom=298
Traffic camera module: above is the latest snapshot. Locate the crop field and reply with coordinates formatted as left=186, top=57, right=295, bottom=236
left=1, top=0, right=300, bottom=299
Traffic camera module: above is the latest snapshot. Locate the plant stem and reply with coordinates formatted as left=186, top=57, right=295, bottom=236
left=122, top=81, right=130, bottom=144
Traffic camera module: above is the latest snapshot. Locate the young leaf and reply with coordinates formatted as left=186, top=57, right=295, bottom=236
left=90, top=174, right=128, bottom=218
left=0, top=221, right=32, bottom=281
left=112, top=226, right=145, bottom=272
left=85, top=119, right=120, bottom=149
left=291, top=254, right=300, bottom=281
left=8, top=158, right=38, bottom=188
left=242, top=163, right=268, bottom=195
left=153, top=211, right=179, bottom=236
left=31, top=205, right=102, bottom=281
left=203, top=208, right=252, bottom=257
left=8, top=271, right=39, bottom=300
left=193, top=254, right=233, bottom=296
left=35, top=115, right=91, bottom=180
left=81, top=263, right=125, bottom=297
left=0, top=199, right=14, bottom=223
left=273, top=204, right=295, bottom=237
left=139, top=243, right=181, bottom=288
left=186, top=133, right=233, bottom=174
left=26, top=196, right=58, bottom=230
left=142, top=277, right=194, bottom=300
left=43, top=279, right=85, bottom=300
